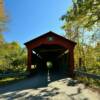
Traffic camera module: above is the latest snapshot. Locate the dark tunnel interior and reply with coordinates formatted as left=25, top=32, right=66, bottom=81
left=31, top=44, right=70, bottom=78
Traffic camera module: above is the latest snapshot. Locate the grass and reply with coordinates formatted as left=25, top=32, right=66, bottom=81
left=76, top=76, right=100, bottom=88
left=0, top=76, right=26, bottom=86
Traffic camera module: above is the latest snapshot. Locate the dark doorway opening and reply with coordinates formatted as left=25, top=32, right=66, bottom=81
left=30, top=44, right=70, bottom=81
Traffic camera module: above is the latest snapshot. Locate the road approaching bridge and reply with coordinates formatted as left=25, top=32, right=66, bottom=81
left=0, top=74, right=100, bottom=100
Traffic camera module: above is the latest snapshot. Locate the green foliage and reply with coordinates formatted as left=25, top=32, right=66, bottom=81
left=0, top=37, right=27, bottom=73
left=61, top=0, right=100, bottom=42
left=62, top=0, right=100, bottom=30
left=61, top=0, right=100, bottom=87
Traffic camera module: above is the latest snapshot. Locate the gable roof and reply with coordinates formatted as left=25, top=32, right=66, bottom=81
left=24, top=31, right=76, bottom=46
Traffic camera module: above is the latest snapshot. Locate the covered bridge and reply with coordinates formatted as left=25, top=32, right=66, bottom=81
left=24, top=31, right=76, bottom=77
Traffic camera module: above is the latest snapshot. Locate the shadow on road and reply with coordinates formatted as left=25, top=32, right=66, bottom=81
left=1, top=70, right=98, bottom=100
left=0, top=71, right=67, bottom=92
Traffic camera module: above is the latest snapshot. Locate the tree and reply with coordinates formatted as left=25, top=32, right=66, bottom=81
left=62, top=0, right=100, bottom=30
left=61, top=0, right=100, bottom=43
left=0, top=39, right=27, bottom=73
left=0, top=0, right=7, bottom=32
left=61, top=0, right=100, bottom=70
left=0, top=1, right=27, bottom=73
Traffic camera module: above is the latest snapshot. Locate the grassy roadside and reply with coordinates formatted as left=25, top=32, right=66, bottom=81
left=75, top=76, right=100, bottom=93
left=0, top=76, right=26, bottom=86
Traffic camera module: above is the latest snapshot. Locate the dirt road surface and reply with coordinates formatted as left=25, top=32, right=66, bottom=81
left=0, top=74, right=100, bottom=100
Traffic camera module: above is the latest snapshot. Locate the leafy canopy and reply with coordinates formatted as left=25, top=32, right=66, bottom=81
left=62, top=0, right=100, bottom=30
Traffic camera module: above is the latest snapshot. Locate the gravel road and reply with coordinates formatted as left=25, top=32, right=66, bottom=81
left=0, top=73, right=100, bottom=100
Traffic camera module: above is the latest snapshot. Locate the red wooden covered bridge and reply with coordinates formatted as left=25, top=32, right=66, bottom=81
left=24, top=31, right=76, bottom=77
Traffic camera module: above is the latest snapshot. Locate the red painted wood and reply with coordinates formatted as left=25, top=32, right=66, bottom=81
left=25, top=31, right=76, bottom=76
left=27, top=49, right=32, bottom=71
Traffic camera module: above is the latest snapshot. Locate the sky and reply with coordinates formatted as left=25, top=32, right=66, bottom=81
left=4, top=0, right=73, bottom=47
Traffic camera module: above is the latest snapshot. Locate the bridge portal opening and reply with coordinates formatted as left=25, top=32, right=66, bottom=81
left=31, top=44, right=69, bottom=75
left=24, top=31, right=76, bottom=77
